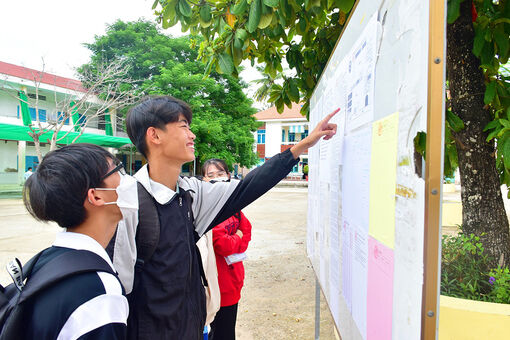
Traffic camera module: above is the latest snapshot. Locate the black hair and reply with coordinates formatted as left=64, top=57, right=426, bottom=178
left=27, top=167, right=32, bottom=171
left=23, top=143, right=114, bottom=229
left=201, top=158, right=230, bottom=176
left=126, top=96, right=193, bottom=158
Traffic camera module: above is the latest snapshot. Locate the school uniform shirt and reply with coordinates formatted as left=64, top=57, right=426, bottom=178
left=24, top=232, right=129, bottom=340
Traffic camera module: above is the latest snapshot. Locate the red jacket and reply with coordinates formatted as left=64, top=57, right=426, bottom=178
left=212, top=211, right=252, bottom=307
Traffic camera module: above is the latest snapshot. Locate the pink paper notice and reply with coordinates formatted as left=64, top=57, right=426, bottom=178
left=367, top=237, right=394, bottom=340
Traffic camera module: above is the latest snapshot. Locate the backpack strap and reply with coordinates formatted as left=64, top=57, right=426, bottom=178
left=135, top=181, right=160, bottom=268
left=182, top=190, right=209, bottom=288
left=19, top=249, right=115, bottom=304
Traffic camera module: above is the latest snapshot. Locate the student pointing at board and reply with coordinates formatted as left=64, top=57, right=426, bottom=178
left=109, top=95, right=340, bottom=339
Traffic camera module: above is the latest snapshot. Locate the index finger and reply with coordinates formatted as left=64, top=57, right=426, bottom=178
left=321, top=108, right=340, bottom=124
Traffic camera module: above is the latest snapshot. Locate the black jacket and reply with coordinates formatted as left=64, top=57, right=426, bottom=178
left=121, top=149, right=299, bottom=339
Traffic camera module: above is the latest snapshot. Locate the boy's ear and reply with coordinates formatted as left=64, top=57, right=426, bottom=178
left=146, top=127, right=162, bottom=146
left=85, top=188, right=106, bottom=207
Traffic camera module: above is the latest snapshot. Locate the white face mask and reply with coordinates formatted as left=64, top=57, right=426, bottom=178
left=95, top=174, right=138, bottom=218
left=211, top=176, right=229, bottom=182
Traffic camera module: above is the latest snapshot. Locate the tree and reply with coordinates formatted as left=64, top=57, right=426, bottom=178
left=445, top=0, right=510, bottom=268
left=1, top=60, right=139, bottom=162
left=80, top=20, right=259, bottom=169
left=152, top=0, right=510, bottom=267
left=251, top=65, right=285, bottom=104
left=152, top=0, right=354, bottom=113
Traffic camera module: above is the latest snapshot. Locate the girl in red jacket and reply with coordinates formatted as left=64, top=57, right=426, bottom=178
left=202, top=159, right=252, bottom=340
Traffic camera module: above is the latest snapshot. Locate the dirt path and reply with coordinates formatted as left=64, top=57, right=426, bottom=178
left=238, top=188, right=336, bottom=340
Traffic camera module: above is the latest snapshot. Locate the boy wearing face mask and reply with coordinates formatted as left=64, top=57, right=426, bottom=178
left=19, top=143, right=130, bottom=339
left=111, top=96, right=339, bottom=340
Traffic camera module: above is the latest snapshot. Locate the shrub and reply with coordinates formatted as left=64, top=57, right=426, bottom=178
left=486, top=267, right=510, bottom=304
left=441, top=232, right=493, bottom=301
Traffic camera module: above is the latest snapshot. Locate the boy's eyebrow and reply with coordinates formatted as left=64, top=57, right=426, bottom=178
left=179, top=119, right=189, bottom=124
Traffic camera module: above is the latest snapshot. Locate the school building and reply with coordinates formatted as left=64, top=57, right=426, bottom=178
left=253, top=102, right=308, bottom=179
left=0, top=61, right=143, bottom=186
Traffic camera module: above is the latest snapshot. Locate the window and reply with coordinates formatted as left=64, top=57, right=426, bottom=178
left=288, top=132, right=296, bottom=142
left=29, top=108, right=47, bottom=122
left=57, top=112, right=70, bottom=125
left=291, top=164, right=299, bottom=173
left=303, top=129, right=309, bottom=139
left=28, top=93, right=46, bottom=101
left=257, top=129, right=265, bottom=144
left=98, top=114, right=106, bottom=130
left=282, top=129, right=286, bottom=142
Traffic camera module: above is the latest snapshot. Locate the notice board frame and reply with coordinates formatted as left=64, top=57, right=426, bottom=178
left=306, top=0, right=446, bottom=339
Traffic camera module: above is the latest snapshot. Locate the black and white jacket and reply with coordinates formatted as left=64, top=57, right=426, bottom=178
left=24, top=232, right=128, bottom=340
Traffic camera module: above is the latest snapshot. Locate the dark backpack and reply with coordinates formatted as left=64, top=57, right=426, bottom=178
left=0, top=249, right=116, bottom=339
left=129, top=182, right=207, bottom=285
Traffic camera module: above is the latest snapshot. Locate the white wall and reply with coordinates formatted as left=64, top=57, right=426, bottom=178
left=265, top=121, right=282, bottom=157
left=0, top=141, right=18, bottom=171
left=0, top=91, right=20, bottom=119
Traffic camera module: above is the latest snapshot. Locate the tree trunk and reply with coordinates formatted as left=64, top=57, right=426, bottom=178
left=29, top=133, right=44, bottom=163
left=446, top=1, right=510, bottom=268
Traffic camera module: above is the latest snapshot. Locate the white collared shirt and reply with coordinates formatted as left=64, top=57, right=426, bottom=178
left=53, top=231, right=115, bottom=272
left=134, top=164, right=179, bottom=205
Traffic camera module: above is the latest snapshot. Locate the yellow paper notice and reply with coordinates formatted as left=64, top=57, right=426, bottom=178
left=369, top=112, right=399, bottom=248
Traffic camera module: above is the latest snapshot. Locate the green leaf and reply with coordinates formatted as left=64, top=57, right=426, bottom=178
left=231, top=0, right=248, bottom=16
left=336, top=0, right=355, bottom=13
left=275, top=97, right=284, bottom=113
left=247, top=0, right=262, bottom=33
left=447, top=0, right=462, bottom=24
left=414, top=131, right=427, bottom=158
left=484, top=119, right=501, bottom=132
left=494, top=29, right=509, bottom=61
left=287, top=79, right=300, bottom=102
left=152, top=0, right=159, bottom=10
left=178, top=0, right=192, bottom=18
left=263, top=0, right=279, bottom=7
left=162, top=0, right=177, bottom=23
left=446, top=109, right=465, bottom=132
left=503, top=137, right=510, bottom=170
left=258, top=12, right=273, bottom=29
left=236, top=28, right=248, bottom=42
left=500, top=119, right=510, bottom=129
left=473, top=27, right=486, bottom=57
left=218, top=52, right=234, bottom=74
left=200, top=4, right=212, bottom=22
left=480, top=41, right=495, bottom=66
left=484, top=81, right=497, bottom=105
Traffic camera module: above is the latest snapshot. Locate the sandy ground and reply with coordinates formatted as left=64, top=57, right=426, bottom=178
left=0, top=187, right=338, bottom=339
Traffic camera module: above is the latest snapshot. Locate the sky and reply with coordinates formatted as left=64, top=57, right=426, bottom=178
left=0, top=0, right=262, bottom=101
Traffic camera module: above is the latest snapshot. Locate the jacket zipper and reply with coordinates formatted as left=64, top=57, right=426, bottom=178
left=179, top=196, right=193, bottom=278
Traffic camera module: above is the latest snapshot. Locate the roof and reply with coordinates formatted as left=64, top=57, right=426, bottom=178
left=0, top=61, right=87, bottom=93
left=0, top=123, right=132, bottom=148
left=254, top=102, right=306, bottom=120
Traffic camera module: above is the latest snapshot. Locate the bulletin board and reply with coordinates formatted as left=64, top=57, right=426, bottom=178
left=306, top=0, right=445, bottom=339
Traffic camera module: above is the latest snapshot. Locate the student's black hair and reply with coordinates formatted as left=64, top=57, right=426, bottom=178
left=23, top=143, right=114, bottom=229
left=126, top=96, right=193, bottom=158
left=27, top=167, right=32, bottom=171
left=201, top=158, right=230, bottom=176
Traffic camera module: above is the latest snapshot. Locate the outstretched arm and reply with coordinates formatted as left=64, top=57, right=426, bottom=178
left=189, top=108, right=340, bottom=236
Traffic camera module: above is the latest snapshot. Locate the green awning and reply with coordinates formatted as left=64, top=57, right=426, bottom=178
left=19, top=91, right=32, bottom=126
left=0, top=123, right=132, bottom=148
